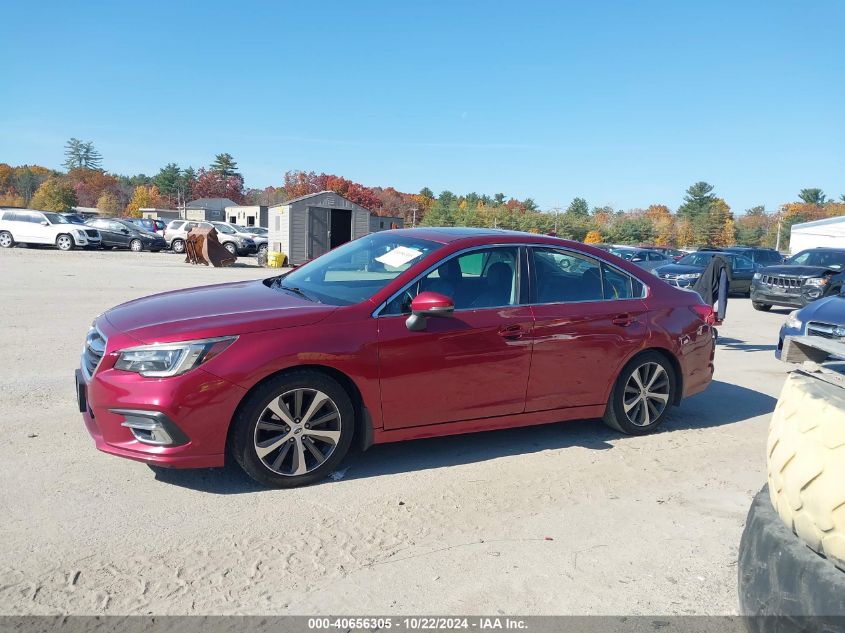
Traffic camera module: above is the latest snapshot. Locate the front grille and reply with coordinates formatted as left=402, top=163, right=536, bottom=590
left=807, top=322, right=845, bottom=340
left=82, top=327, right=107, bottom=378
left=760, top=275, right=803, bottom=290
left=85, top=230, right=99, bottom=238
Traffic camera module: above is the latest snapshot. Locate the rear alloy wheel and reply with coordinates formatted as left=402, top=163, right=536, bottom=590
left=231, top=371, right=355, bottom=488
left=171, top=239, right=185, bottom=254
left=603, top=352, right=676, bottom=435
left=129, top=239, right=143, bottom=252
left=258, top=243, right=268, bottom=255
left=0, top=231, right=14, bottom=248
left=224, top=242, right=237, bottom=255
left=55, top=234, right=74, bottom=251
left=752, top=302, right=772, bottom=312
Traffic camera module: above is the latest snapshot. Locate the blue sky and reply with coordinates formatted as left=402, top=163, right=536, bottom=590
left=1, top=1, right=843, bottom=212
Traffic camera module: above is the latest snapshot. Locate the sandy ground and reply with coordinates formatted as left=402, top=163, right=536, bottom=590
left=0, top=247, right=792, bottom=615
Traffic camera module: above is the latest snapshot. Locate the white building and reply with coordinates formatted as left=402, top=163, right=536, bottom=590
left=223, top=205, right=268, bottom=228
left=789, top=215, right=845, bottom=254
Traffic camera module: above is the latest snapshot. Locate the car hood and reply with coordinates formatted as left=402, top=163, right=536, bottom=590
left=103, top=279, right=336, bottom=343
left=655, top=264, right=702, bottom=275
left=798, top=294, right=845, bottom=323
left=758, top=264, right=835, bottom=277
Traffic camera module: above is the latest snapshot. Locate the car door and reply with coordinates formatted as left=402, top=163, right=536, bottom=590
left=109, top=221, right=131, bottom=248
left=28, top=212, right=55, bottom=244
left=87, top=219, right=113, bottom=247
left=730, top=256, right=755, bottom=293
left=376, top=245, right=533, bottom=430
left=526, top=247, right=649, bottom=411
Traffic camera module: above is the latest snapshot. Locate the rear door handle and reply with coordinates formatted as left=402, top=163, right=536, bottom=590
left=498, top=324, right=525, bottom=340
left=611, top=313, right=636, bottom=327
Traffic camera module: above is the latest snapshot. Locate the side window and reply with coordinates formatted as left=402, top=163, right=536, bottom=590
left=533, top=248, right=603, bottom=303
left=602, top=263, right=638, bottom=299
left=382, top=247, right=519, bottom=315
left=28, top=213, right=44, bottom=223
left=733, top=256, right=753, bottom=271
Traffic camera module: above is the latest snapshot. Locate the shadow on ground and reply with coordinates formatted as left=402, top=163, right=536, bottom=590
left=150, top=380, right=777, bottom=494
left=717, top=336, right=778, bottom=353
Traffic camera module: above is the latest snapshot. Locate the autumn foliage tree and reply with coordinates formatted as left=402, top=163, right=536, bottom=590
left=30, top=178, right=78, bottom=212
left=125, top=185, right=166, bottom=217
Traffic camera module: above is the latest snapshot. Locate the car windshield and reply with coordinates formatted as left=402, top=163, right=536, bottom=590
left=273, top=233, right=443, bottom=306
left=43, top=212, right=71, bottom=225
left=214, top=223, right=236, bottom=234
left=787, top=250, right=845, bottom=268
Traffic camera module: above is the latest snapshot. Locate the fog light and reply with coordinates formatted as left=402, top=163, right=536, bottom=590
left=111, top=409, right=189, bottom=446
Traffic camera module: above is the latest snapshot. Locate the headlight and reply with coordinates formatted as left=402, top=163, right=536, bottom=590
left=786, top=310, right=802, bottom=329
left=74, top=229, right=86, bottom=237
left=114, top=336, right=237, bottom=377
left=803, top=278, right=828, bottom=287
left=753, top=272, right=761, bottom=280
left=677, top=273, right=701, bottom=280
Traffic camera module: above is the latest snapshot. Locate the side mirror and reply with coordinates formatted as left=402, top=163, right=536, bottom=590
left=405, top=292, right=455, bottom=331
left=631, top=257, right=643, bottom=263
left=40, top=220, right=49, bottom=226
left=121, top=229, right=129, bottom=234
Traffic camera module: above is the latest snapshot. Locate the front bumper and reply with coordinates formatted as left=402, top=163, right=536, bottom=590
left=73, top=234, right=101, bottom=248
left=76, top=349, right=247, bottom=468
left=776, top=322, right=803, bottom=360
left=751, top=282, right=817, bottom=308
left=237, top=244, right=258, bottom=256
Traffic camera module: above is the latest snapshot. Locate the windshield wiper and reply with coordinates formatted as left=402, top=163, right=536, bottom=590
left=278, top=284, right=320, bottom=303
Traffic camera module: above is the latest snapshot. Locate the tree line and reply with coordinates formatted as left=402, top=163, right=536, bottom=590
left=1, top=138, right=842, bottom=250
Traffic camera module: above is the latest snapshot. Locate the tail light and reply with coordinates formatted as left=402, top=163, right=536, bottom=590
left=691, top=304, right=717, bottom=325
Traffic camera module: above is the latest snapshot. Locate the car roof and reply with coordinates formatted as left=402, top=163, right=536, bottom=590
left=386, top=227, right=584, bottom=247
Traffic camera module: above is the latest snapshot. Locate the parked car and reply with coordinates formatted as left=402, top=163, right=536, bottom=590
left=776, top=290, right=845, bottom=359
left=638, top=245, right=686, bottom=262
left=165, top=220, right=256, bottom=256
left=85, top=218, right=167, bottom=252
left=76, top=228, right=716, bottom=488
left=210, top=222, right=260, bottom=256
left=608, top=246, right=671, bottom=272
left=750, top=247, right=845, bottom=311
left=655, top=251, right=757, bottom=295
left=700, top=245, right=783, bottom=267
left=130, top=218, right=167, bottom=235
left=60, top=213, right=88, bottom=225
left=231, top=224, right=268, bottom=255
left=0, top=209, right=101, bottom=251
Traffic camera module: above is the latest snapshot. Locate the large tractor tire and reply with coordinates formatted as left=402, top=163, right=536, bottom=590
left=767, top=372, right=845, bottom=572
left=738, top=486, right=845, bottom=624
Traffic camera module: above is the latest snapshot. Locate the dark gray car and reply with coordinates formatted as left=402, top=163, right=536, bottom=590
left=85, top=218, right=167, bottom=252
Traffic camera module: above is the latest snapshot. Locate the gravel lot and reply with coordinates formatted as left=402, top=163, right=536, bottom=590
left=0, top=247, right=792, bottom=615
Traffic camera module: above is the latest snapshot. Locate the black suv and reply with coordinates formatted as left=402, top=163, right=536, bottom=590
left=750, top=247, right=845, bottom=311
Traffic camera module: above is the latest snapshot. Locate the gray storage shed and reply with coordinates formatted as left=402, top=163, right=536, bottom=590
left=268, top=191, right=371, bottom=265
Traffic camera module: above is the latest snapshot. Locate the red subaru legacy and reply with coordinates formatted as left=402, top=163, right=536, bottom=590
left=76, top=228, right=715, bottom=488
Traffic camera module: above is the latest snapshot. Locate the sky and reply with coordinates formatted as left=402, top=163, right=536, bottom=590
left=1, top=0, right=843, bottom=213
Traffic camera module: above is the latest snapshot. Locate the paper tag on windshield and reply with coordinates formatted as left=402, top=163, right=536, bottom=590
left=375, top=246, right=423, bottom=268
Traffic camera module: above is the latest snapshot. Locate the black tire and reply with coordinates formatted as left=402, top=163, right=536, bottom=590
left=0, top=231, right=14, bottom=248
left=223, top=242, right=237, bottom=255
left=129, top=239, right=143, bottom=252
left=55, top=234, right=74, bottom=251
left=753, top=302, right=773, bottom=312
left=171, top=239, right=185, bottom=254
left=230, top=370, right=355, bottom=488
left=150, top=249, right=161, bottom=253
left=602, top=351, right=676, bottom=435
left=738, top=486, right=845, bottom=628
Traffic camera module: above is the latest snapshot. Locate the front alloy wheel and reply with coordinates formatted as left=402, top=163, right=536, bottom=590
left=130, top=239, right=143, bottom=252
left=224, top=242, right=237, bottom=255
left=55, top=234, right=74, bottom=251
left=231, top=371, right=355, bottom=488
left=603, top=352, right=676, bottom=435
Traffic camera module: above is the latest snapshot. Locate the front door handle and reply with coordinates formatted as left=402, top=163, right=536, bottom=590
left=498, top=324, right=525, bottom=340
left=611, top=313, right=636, bottom=327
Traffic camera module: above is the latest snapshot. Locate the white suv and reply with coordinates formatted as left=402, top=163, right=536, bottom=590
left=165, top=220, right=256, bottom=256
left=0, top=209, right=101, bottom=251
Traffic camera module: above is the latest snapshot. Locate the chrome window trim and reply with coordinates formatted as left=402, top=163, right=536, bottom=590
left=372, top=242, right=649, bottom=318
left=372, top=243, right=524, bottom=318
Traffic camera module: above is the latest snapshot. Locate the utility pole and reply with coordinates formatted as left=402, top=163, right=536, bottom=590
left=775, top=218, right=782, bottom=252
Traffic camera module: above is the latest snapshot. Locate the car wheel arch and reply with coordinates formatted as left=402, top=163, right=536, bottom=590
left=225, top=364, right=374, bottom=461
left=618, top=346, right=684, bottom=406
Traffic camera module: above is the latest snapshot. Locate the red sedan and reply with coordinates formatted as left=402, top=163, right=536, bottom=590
left=76, top=228, right=715, bottom=488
